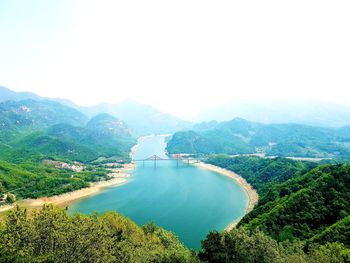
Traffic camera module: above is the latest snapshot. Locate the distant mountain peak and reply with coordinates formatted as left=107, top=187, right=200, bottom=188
left=0, top=86, right=79, bottom=109
left=86, top=113, right=131, bottom=136
left=80, top=100, right=192, bottom=136
left=197, top=99, right=350, bottom=127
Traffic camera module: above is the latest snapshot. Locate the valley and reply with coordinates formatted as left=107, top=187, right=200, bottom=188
left=0, top=87, right=349, bottom=262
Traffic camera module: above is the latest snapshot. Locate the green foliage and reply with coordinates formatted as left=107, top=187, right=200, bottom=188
left=199, top=228, right=350, bottom=263
left=0, top=160, right=109, bottom=199
left=10, top=132, right=99, bottom=163
left=307, top=216, right=350, bottom=248
left=5, top=194, right=15, bottom=203
left=167, top=130, right=255, bottom=155
left=206, top=155, right=316, bottom=195
left=0, top=205, right=196, bottom=262
left=241, top=164, right=350, bottom=242
left=0, top=182, right=5, bottom=196
left=199, top=228, right=284, bottom=263
left=206, top=155, right=350, bottom=250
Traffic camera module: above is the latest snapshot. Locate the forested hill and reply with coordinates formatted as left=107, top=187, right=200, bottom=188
left=0, top=100, right=136, bottom=201
left=167, top=118, right=350, bottom=159
left=196, top=155, right=350, bottom=262
left=205, top=156, right=350, bottom=246
left=0, top=100, right=135, bottom=163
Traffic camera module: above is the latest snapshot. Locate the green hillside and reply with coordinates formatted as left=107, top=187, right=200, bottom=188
left=206, top=155, right=317, bottom=195
left=198, top=156, right=350, bottom=262
left=0, top=160, right=109, bottom=198
left=0, top=100, right=136, bottom=202
left=0, top=100, right=136, bottom=163
left=0, top=100, right=87, bottom=130
left=0, top=205, right=196, bottom=262
left=167, top=118, right=350, bottom=159
left=206, top=156, right=350, bottom=244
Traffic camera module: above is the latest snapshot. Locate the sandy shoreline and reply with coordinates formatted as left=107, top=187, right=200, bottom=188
left=193, top=162, right=259, bottom=231
left=0, top=163, right=135, bottom=212
left=1, top=136, right=258, bottom=233
left=0, top=204, right=15, bottom=213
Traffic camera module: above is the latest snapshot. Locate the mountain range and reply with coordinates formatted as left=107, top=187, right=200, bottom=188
left=196, top=99, right=350, bottom=127
left=0, top=86, right=192, bottom=135
left=167, top=118, right=350, bottom=159
left=0, top=99, right=135, bottom=163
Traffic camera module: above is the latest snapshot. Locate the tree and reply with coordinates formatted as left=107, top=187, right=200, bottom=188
left=0, top=205, right=197, bottom=262
left=0, top=182, right=5, bottom=196
left=199, top=228, right=284, bottom=263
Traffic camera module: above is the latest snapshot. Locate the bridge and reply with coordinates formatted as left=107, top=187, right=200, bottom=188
left=133, top=155, right=202, bottom=168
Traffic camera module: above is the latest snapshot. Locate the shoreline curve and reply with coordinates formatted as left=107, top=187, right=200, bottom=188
left=193, top=162, right=259, bottom=231
left=0, top=163, right=136, bottom=212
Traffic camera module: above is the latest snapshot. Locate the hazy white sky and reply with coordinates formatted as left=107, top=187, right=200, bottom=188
left=0, top=0, right=349, bottom=118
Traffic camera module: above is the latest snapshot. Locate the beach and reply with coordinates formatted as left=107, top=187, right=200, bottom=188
left=0, top=162, right=135, bottom=212
left=193, top=162, right=259, bottom=231
left=1, top=135, right=258, bottom=234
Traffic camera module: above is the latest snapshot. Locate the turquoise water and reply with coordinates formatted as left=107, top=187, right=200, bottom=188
left=69, top=135, right=248, bottom=249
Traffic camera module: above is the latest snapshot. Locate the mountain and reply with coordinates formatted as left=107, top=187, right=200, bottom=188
left=85, top=113, right=131, bottom=136
left=0, top=86, right=42, bottom=101
left=80, top=99, right=193, bottom=136
left=0, top=100, right=135, bottom=163
left=0, top=99, right=87, bottom=127
left=0, top=86, right=192, bottom=135
left=197, top=99, right=350, bottom=127
left=167, top=118, right=350, bottom=159
left=0, top=86, right=78, bottom=108
left=0, top=99, right=88, bottom=142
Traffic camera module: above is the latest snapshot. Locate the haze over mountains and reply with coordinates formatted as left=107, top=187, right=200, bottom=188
left=79, top=99, right=192, bottom=136
left=197, top=99, right=350, bottom=127
left=0, top=86, right=192, bottom=135
left=3, top=86, right=350, bottom=130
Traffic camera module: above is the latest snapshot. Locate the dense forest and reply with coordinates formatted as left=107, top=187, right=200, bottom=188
left=1, top=205, right=349, bottom=262
left=201, top=155, right=350, bottom=262
left=0, top=205, right=197, bottom=262
left=167, top=118, right=350, bottom=159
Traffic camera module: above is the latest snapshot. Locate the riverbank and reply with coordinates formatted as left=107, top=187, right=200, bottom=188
left=193, top=162, right=259, bottom=231
left=0, top=162, right=135, bottom=212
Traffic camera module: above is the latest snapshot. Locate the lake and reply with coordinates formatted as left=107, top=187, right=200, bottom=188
left=69, top=135, right=248, bottom=249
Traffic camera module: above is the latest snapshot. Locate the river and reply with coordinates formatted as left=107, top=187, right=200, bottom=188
left=68, top=135, right=248, bottom=249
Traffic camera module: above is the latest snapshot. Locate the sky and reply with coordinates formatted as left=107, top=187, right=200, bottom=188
left=0, top=0, right=350, bottom=119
